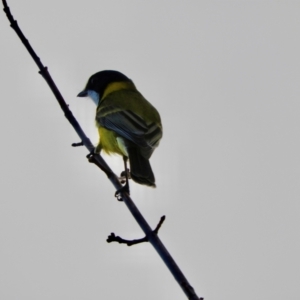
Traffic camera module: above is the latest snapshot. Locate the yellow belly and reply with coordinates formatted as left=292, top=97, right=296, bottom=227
left=97, top=127, right=126, bottom=156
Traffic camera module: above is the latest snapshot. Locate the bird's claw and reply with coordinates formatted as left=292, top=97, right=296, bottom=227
left=86, top=150, right=99, bottom=162
left=86, top=152, right=94, bottom=159
left=119, top=168, right=131, bottom=184
left=115, top=184, right=130, bottom=201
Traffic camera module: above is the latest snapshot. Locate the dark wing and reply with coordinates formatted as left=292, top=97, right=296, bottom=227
left=96, top=105, right=162, bottom=158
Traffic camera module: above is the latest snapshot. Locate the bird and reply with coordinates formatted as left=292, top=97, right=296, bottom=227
left=77, top=70, right=162, bottom=197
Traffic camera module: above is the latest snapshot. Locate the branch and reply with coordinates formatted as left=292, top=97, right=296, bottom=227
left=107, top=233, right=148, bottom=246
left=2, top=2, right=203, bottom=299
left=107, top=216, right=166, bottom=246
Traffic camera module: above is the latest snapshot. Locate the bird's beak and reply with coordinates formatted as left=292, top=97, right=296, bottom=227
left=77, top=90, right=88, bottom=97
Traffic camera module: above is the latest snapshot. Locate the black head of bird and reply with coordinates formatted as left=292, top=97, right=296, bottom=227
left=77, top=70, right=132, bottom=102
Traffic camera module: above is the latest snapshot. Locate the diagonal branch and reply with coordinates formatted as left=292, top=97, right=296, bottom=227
left=2, top=0, right=117, bottom=182
left=2, top=1, right=203, bottom=299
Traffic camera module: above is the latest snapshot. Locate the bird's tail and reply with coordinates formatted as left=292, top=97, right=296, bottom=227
left=127, top=146, right=156, bottom=187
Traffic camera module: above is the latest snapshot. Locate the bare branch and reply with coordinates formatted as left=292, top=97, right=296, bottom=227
left=107, top=233, right=148, bottom=246
left=107, top=216, right=166, bottom=246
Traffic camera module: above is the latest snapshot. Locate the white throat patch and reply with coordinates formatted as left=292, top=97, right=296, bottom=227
left=87, top=90, right=100, bottom=106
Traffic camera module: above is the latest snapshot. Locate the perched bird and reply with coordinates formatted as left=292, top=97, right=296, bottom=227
left=77, top=70, right=162, bottom=195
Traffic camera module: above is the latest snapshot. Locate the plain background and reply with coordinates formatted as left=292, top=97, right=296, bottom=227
left=1, top=1, right=299, bottom=299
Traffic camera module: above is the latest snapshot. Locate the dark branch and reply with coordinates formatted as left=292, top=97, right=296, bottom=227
left=107, top=216, right=166, bottom=246
left=153, top=215, right=165, bottom=234
left=71, top=141, right=84, bottom=147
left=107, top=233, right=148, bottom=246
left=2, top=0, right=44, bottom=71
left=2, top=0, right=116, bottom=181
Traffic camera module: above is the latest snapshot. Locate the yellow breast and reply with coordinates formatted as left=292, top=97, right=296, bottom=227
left=97, top=127, right=126, bottom=156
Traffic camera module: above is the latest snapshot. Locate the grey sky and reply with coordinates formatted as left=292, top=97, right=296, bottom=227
left=1, top=1, right=299, bottom=299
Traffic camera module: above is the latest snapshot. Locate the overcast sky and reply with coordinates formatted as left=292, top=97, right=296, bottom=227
left=1, top=1, right=300, bottom=300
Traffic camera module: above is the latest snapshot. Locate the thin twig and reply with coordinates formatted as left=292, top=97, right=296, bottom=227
left=107, top=233, right=148, bottom=246
left=107, top=216, right=166, bottom=246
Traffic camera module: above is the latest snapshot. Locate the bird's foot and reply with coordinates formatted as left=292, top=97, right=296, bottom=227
left=115, top=183, right=130, bottom=201
left=119, top=168, right=131, bottom=184
left=86, top=151, right=96, bottom=162
left=86, top=147, right=101, bottom=161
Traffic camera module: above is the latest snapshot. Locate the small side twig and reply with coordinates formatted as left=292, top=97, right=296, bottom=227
left=72, top=141, right=84, bottom=147
left=107, top=216, right=166, bottom=246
